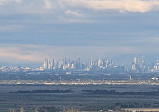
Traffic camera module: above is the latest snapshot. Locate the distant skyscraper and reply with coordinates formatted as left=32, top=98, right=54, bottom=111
left=76, top=58, right=81, bottom=70
left=109, top=58, right=113, bottom=67
left=142, top=56, right=145, bottom=65
left=157, top=60, right=159, bottom=66
left=48, top=59, right=52, bottom=70
left=90, top=58, right=93, bottom=66
left=52, top=58, right=55, bottom=69
left=64, top=57, right=67, bottom=65
left=20, top=107, right=25, bottom=112
left=98, top=58, right=102, bottom=67
left=43, top=58, right=48, bottom=70
left=134, top=57, right=137, bottom=64
left=132, top=57, right=138, bottom=71
left=131, top=64, right=136, bottom=71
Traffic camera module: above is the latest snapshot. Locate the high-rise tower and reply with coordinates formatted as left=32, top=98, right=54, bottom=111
left=43, top=58, right=49, bottom=70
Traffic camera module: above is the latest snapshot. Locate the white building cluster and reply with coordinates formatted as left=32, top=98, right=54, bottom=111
left=43, top=58, right=81, bottom=70
left=87, top=58, right=114, bottom=71
left=151, top=60, right=159, bottom=73
left=131, top=56, right=146, bottom=72
left=131, top=56, right=159, bottom=73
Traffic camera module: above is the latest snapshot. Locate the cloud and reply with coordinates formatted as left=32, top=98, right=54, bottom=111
left=1, top=0, right=159, bottom=14
left=0, top=25, right=22, bottom=31
left=148, top=37, right=159, bottom=43
left=0, top=0, right=21, bottom=6
left=0, top=44, right=138, bottom=64
left=0, top=45, right=42, bottom=63
left=0, top=0, right=6, bottom=6
left=65, top=10, right=82, bottom=16
left=15, top=0, right=21, bottom=3
left=64, top=0, right=159, bottom=13
left=43, top=0, right=53, bottom=9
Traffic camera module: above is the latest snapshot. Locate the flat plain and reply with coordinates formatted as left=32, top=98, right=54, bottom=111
left=0, top=84, right=159, bottom=111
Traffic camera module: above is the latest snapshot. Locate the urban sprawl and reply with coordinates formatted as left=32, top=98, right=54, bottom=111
left=0, top=56, right=159, bottom=73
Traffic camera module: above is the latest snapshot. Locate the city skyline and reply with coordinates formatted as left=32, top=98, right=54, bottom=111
left=1, top=56, right=159, bottom=74
left=0, top=0, right=159, bottom=65
left=0, top=54, right=159, bottom=67
left=42, top=56, right=159, bottom=73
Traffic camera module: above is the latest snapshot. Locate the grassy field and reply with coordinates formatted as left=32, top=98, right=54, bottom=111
left=0, top=84, right=159, bottom=111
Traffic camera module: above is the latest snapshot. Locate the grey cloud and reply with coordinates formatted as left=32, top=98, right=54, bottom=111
left=0, top=0, right=159, bottom=64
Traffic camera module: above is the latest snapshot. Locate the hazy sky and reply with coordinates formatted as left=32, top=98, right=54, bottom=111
left=0, top=0, right=159, bottom=65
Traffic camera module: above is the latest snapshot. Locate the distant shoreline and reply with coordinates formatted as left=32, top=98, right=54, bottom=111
left=0, top=79, right=159, bottom=85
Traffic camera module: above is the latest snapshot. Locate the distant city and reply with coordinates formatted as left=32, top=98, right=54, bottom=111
left=0, top=56, right=159, bottom=73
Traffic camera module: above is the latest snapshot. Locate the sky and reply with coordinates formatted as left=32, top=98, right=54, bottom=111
left=0, top=0, right=159, bottom=66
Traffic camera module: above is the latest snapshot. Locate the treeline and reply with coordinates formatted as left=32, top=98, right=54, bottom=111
left=82, top=89, right=159, bottom=95
left=10, top=89, right=73, bottom=93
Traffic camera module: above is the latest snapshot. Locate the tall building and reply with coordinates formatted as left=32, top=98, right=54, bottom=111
left=90, top=58, right=93, bottom=66
left=52, top=58, right=55, bottom=69
left=142, top=56, right=145, bottom=65
left=76, top=58, right=81, bottom=70
left=98, top=58, right=102, bottom=67
left=157, top=60, right=159, bottom=66
left=48, top=59, right=52, bottom=70
left=20, top=107, right=25, bottom=112
left=134, top=57, right=137, bottom=65
left=132, top=57, right=138, bottom=71
left=43, top=58, right=48, bottom=70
